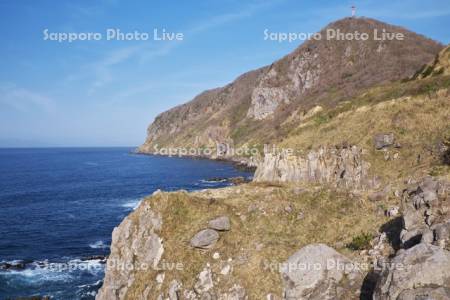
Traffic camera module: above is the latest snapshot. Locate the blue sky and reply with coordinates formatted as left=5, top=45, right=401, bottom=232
left=0, top=0, right=449, bottom=147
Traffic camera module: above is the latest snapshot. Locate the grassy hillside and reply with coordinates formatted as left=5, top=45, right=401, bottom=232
left=123, top=182, right=397, bottom=299
left=139, top=18, right=443, bottom=156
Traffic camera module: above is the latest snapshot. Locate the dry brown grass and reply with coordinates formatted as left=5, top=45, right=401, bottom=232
left=125, top=183, right=394, bottom=298
left=280, top=87, right=450, bottom=183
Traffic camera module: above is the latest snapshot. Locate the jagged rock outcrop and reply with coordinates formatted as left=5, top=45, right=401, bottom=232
left=96, top=201, right=164, bottom=300
left=399, top=177, right=450, bottom=248
left=253, top=146, right=373, bottom=189
left=280, top=244, right=364, bottom=299
left=415, top=45, right=450, bottom=79
left=373, top=243, right=450, bottom=300
left=371, top=177, right=450, bottom=299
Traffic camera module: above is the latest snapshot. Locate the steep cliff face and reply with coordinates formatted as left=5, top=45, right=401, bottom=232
left=253, top=146, right=372, bottom=190
left=97, top=201, right=164, bottom=300
left=138, top=68, right=265, bottom=153
left=139, top=17, right=442, bottom=154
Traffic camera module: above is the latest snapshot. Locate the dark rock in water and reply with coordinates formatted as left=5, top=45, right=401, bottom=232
left=374, top=133, right=395, bottom=150
left=205, top=177, right=228, bottom=182
left=0, top=260, right=31, bottom=270
left=11, top=296, right=51, bottom=300
left=205, top=176, right=249, bottom=185
left=81, top=255, right=108, bottom=263
left=228, top=176, right=247, bottom=185
left=234, top=162, right=257, bottom=173
left=0, top=262, right=12, bottom=270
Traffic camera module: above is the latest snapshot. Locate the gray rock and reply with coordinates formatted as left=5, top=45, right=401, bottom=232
left=168, top=280, right=182, bottom=300
left=420, top=177, right=440, bottom=192
left=208, top=216, right=231, bottom=231
left=386, top=206, right=399, bottom=217
left=421, top=229, right=434, bottom=244
left=266, top=294, right=281, bottom=300
left=435, top=222, right=450, bottom=241
left=219, top=284, right=247, bottom=300
left=96, top=202, right=163, bottom=300
left=374, top=133, right=395, bottom=150
left=400, top=228, right=424, bottom=247
left=397, top=287, right=450, bottom=300
left=253, top=146, right=372, bottom=190
left=402, top=207, right=423, bottom=231
left=191, top=229, right=219, bottom=249
left=423, top=190, right=438, bottom=203
left=434, top=222, right=450, bottom=248
left=280, top=244, right=363, bottom=300
left=373, top=243, right=450, bottom=300
left=194, top=264, right=214, bottom=294
left=247, top=86, right=289, bottom=120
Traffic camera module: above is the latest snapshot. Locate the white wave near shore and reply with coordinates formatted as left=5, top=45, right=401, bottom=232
left=121, top=199, right=142, bottom=210
left=89, top=240, right=110, bottom=249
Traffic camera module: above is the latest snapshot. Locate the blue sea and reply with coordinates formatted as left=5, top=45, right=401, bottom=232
left=0, top=148, right=252, bottom=299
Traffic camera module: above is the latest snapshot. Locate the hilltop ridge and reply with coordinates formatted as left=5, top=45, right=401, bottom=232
left=138, top=17, right=442, bottom=157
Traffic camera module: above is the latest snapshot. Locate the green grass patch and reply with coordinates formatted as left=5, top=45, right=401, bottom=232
left=346, top=232, right=374, bottom=251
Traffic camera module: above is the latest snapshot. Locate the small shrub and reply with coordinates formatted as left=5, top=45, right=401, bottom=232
left=314, top=114, right=330, bottom=125
left=342, top=72, right=353, bottom=79
left=346, top=232, right=374, bottom=251
left=398, top=127, right=407, bottom=135
left=429, top=165, right=449, bottom=176
left=411, top=64, right=427, bottom=80
left=422, top=65, right=434, bottom=78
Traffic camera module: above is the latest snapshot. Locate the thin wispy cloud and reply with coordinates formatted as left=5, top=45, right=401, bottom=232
left=0, top=83, right=55, bottom=113
left=88, top=45, right=143, bottom=94
left=188, top=0, right=281, bottom=34
left=81, top=0, right=284, bottom=95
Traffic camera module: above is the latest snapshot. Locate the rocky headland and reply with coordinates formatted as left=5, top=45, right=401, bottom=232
left=98, top=17, right=450, bottom=300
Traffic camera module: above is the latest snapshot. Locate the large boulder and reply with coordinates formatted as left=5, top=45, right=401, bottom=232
left=190, top=229, right=220, bottom=249
left=374, top=133, right=395, bottom=150
left=208, top=216, right=231, bottom=231
left=280, top=244, right=363, bottom=300
left=373, top=243, right=450, bottom=299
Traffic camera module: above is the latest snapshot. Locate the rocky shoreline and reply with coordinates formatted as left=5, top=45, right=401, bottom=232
left=94, top=18, right=450, bottom=300
left=133, top=149, right=258, bottom=173
left=96, top=174, right=450, bottom=299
